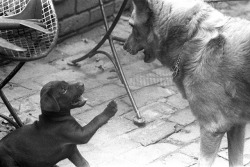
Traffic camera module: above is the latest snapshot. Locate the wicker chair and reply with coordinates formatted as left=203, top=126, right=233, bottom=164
left=0, top=0, right=58, bottom=128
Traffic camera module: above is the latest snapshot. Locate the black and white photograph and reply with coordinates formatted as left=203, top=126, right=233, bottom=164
left=0, top=0, right=250, bottom=167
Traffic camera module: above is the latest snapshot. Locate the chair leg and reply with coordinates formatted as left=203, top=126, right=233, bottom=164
left=98, top=0, right=145, bottom=125
left=0, top=113, right=19, bottom=129
left=109, top=40, right=145, bottom=126
left=0, top=62, right=25, bottom=128
left=68, top=0, right=145, bottom=126
left=0, top=62, right=25, bottom=88
left=0, top=90, right=23, bottom=127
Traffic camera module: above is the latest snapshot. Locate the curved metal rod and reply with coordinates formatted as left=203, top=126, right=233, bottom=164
left=0, top=114, right=19, bottom=129
left=69, top=0, right=128, bottom=64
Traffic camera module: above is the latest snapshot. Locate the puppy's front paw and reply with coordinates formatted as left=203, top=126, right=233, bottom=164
left=103, top=100, right=117, bottom=117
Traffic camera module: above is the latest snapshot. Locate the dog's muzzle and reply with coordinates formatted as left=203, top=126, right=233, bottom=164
left=123, top=43, right=138, bottom=55
left=71, top=96, right=87, bottom=107
left=124, top=40, right=155, bottom=63
left=71, top=83, right=87, bottom=107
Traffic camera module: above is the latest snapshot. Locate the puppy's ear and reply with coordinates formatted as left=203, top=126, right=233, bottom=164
left=40, top=89, right=60, bottom=112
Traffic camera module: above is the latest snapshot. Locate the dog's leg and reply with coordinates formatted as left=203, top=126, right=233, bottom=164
left=79, top=101, right=117, bottom=144
left=0, top=162, right=19, bottom=167
left=227, top=124, right=245, bottom=167
left=0, top=157, right=19, bottom=167
left=199, top=126, right=224, bottom=167
left=69, top=146, right=89, bottom=167
left=64, top=101, right=117, bottom=144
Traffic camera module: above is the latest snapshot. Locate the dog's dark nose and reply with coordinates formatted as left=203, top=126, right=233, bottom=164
left=75, top=82, right=84, bottom=91
left=79, top=83, right=84, bottom=89
left=123, top=41, right=128, bottom=51
left=123, top=41, right=134, bottom=54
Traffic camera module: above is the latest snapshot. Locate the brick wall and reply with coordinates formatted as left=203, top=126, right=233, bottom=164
left=53, top=0, right=131, bottom=39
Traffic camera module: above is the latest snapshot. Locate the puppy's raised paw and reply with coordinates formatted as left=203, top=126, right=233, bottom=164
left=103, top=100, right=117, bottom=117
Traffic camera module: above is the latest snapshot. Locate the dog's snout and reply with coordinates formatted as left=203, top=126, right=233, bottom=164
left=123, top=41, right=137, bottom=55
left=123, top=41, right=128, bottom=51
left=81, top=83, right=85, bottom=90
left=76, top=82, right=84, bottom=89
left=123, top=36, right=143, bottom=55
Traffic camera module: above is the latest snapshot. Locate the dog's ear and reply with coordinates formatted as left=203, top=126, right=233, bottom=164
left=132, top=0, right=150, bottom=24
left=133, top=0, right=148, bottom=13
left=40, top=88, right=60, bottom=112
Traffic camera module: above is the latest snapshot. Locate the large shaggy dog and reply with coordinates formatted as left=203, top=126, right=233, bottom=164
left=124, top=0, right=250, bottom=166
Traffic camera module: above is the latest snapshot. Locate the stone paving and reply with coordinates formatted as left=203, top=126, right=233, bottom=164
left=0, top=1, right=250, bottom=167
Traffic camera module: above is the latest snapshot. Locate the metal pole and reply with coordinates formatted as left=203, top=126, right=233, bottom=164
left=0, top=90, right=23, bottom=127
left=0, top=62, right=25, bottom=89
left=99, top=0, right=145, bottom=126
left=0, top=62, right=25, bottom=127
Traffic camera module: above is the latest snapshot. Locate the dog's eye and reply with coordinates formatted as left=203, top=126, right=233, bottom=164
left=132, top=28, right=141, bottom=39
left=129, top=23, right=134, bottom=28
left=129, top=19, right=135, bottom=28
left=61, top=87, right=68, bottom=94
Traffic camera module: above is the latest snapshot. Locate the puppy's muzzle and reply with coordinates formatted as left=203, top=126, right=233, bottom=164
left=77, top=82, right=85, bottom=91
left=71, top=82, right=87, bottom=107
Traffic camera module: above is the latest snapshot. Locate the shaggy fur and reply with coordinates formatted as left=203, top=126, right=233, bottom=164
left=124, top=0, right=250, bottom=166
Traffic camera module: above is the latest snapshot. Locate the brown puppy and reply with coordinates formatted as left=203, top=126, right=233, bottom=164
left=124, top=0, right=250, bottom=166
left=0, top=81, right=117, bottom=167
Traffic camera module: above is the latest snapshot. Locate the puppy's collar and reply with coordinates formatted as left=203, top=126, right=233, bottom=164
left=39, top=113, right=72, bottom=122
left=42, top=111, right=70, bottom=117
